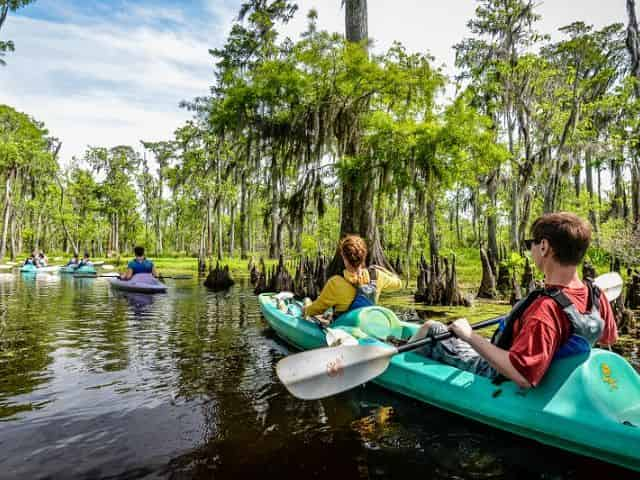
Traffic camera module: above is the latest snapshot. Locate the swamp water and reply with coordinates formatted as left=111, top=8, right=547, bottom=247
left=0, top=272, right=638, bottom=479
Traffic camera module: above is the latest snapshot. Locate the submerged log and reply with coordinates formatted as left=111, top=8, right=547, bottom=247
left=204, top=262, right=235, bottom=291
left=477, top=248, right=497, bottom=299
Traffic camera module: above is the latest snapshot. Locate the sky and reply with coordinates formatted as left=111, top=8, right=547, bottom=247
left=0, top=0, right=630, bottom=167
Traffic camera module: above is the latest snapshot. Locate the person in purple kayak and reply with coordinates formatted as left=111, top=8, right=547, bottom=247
left=120, top=246, right=158, bottom=280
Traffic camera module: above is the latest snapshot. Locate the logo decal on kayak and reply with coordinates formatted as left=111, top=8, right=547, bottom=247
left=326, top=355, right=344, bottom=378
left=601, top=362, right=617, bottom=391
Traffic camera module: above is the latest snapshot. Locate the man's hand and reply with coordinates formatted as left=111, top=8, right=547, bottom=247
left=448, top=318, right=472, bottom=342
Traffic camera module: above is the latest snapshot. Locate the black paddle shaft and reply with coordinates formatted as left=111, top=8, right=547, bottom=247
left=396, top=315, right=506, bottom=354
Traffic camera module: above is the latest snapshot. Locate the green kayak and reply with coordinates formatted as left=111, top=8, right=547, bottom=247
left=259, top=293, right=640, bottom=472
left=60, top=265, right=77, bottom=274
left=72, top=265, right=97, bottom=277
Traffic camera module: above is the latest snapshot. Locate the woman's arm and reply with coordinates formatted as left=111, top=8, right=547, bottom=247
left=304, top=277, right=340, bottom=317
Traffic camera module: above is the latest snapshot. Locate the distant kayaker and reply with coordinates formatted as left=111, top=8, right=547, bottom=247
left=66, top=254, right=80, bottom=268
left=23, top=250, right=39, bottom=267
left=37, top=251, right=48, bottom=267
left=120, top=246, right=158, bottom=280
left=303, top=234, right=401, bottom=325
left=411, top=212, right=618, bottom=389
left=78, top=252, right=93, bottom=268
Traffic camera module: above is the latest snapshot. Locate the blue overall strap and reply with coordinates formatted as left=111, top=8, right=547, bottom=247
left=346, top=266, right=377, bottom=312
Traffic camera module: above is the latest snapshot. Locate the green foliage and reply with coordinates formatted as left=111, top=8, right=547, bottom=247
left=0, top=1, right=36, bottom=65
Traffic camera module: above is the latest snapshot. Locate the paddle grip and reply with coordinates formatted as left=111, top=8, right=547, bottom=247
left=396, top=315, right=506, bottom=354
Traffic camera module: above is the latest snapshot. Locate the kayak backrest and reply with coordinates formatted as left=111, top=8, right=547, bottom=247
left=334, top=306, right=403, bottom=341
left=539, top=349, right=640, bottom=425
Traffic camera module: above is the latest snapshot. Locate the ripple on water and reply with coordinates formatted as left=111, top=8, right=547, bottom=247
left=0, top=277, right=639, bottom=479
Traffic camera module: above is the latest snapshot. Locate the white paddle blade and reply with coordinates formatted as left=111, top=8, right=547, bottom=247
left=276, top=344, right=397, bottom=400
left=593, top=272, right=623, bottom=302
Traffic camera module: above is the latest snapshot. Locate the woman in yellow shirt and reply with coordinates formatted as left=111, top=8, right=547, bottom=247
left=303, top=235, right=402, bottom=322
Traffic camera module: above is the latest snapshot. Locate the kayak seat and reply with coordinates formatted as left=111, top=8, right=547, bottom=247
left=540, top=349, right=640, bottom=426
left=334, top=306, right=403, bottom=341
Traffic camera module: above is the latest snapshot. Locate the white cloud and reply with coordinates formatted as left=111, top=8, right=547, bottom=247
left=0, top=5, right=223, bottom=166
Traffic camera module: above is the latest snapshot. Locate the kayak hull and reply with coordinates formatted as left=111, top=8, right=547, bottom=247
left=20, top=265, right=38, bottom=273
left=109, top=273, right=167, bottom=293
left=259, top=293, right=640, bottom=472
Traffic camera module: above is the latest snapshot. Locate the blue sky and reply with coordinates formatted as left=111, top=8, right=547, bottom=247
left=0, top=1, right=628, bottom=167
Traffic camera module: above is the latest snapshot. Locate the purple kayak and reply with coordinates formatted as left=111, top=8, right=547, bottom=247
left=109, top=273, right=167, bottom=293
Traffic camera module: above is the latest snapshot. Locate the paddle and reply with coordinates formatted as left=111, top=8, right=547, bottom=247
left=94, top=273, right=192, bottom=279
left=276, top=272, right=624, bottom=400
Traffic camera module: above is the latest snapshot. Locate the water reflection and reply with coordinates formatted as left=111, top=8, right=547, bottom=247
left=0, top=275, right=637, bottom=479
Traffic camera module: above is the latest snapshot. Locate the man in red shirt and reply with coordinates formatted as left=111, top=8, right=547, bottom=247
left=412, top=212, right=618, bottom=388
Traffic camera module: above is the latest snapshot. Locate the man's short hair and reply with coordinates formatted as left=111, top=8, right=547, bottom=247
left=530, top=212, right=592, bottom=265
left=134, top=246, right=145, bottom=257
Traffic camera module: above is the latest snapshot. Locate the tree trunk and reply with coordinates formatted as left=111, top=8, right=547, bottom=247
left=477, top=247, right=497, bottom=299
left=269, top=156, right=279, bottom=259
left=585, top=148, right=599, bottom=234
left=544, top=152, right=561, bottom=213
left=0, top=169, right=14, bottom=260
left=198, top=220, right=206, bottom=273
left=518, top=190, right=532, bottom=250
left=627, top=0, right=640, bottom=97
left=426, top=193, right=439, bottom=260
left=34, top=210, right=43, bottom=250
left=509, top=180, right=519, bottom=251
left=229, top=203, right=235, bottom=258
left=217, top=200, right=223, bottom=260
left=329, top=0, right=393, bottom=274
left=345, top=0, right=368, bottom=43
left=156, top=173, right=163, bottom=256
left=573, top=151, right=581, bottom=199
left=9, top=212, right=16, bottom=261
left=632, top=158, right=640, bottom=230
left=612, top=156, right=625, bottom=219
left=207, top=197, right=213, bottom=259
left=240, top=171, right=248, bottom=259
left=486, top=169, right=499, bottom=274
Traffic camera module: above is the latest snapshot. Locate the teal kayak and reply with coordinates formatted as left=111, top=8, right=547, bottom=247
left=72, top=265, right=97, bottom=277
left=20, top=264, right=37, bottom=273
left=259, top=293, right=640, bottom=472
left=60, top=265, right=77, bottom=274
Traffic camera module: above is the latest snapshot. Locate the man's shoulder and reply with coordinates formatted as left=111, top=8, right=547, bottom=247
left=522, top=294, right=566, bottom=322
